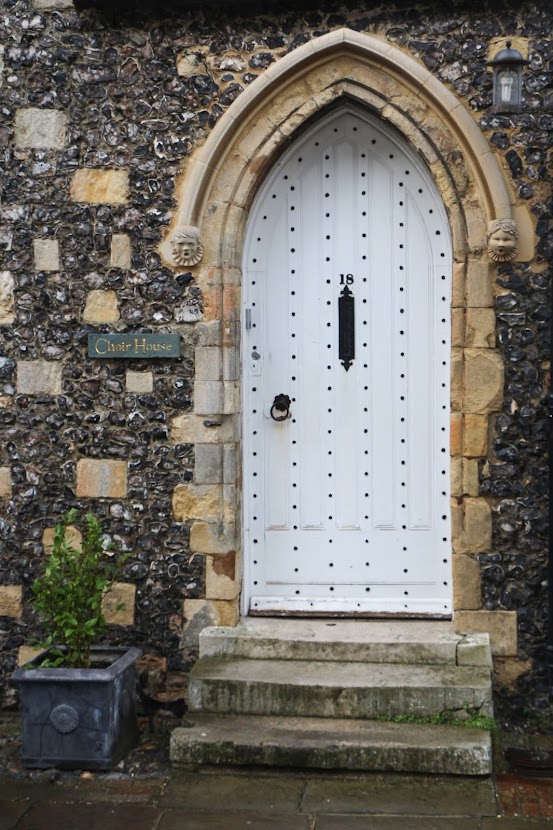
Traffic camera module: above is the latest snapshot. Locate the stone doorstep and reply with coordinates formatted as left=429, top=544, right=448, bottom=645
left=186, top=621, right=493, bottom=778
left=199, top=619, right=491, bottom=667
left=188, top=658, right=493, bottom=719
left=170, top=713, right=492, bottom=776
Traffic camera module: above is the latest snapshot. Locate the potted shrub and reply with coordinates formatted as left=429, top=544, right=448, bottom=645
left=12, top=509, right=141, bottom=769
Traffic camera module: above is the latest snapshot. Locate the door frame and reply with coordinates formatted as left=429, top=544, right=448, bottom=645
left=161, top=30, right=522, bottom=628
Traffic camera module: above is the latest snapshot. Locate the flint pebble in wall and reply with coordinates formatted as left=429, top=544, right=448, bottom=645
left=175, top=296, right=203, bottom=323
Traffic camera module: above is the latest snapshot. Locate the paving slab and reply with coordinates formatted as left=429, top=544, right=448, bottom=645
left=0, top=781, right=78, bottom=801
left=301, top=774, right=497, bottom=816
left=73, top=778, right=165, bottom=803
left=0, top=801, right=31, bottom=830
left=160, top=771, right=304, bottom=813
left=496, top=772, right=553, bottom=817
left=14, top=802, right=161, bottom=830
left=483, top=820, right=553, bottom=828
left=158, top=811, right=311, bottom=829
left=316, top=816, right=482, bottom=829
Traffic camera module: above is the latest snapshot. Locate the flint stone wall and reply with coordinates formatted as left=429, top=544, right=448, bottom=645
left=0, top=0, right=552, bottom=718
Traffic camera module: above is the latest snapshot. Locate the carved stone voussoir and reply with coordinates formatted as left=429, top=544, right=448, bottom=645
left=171, top=225, right=204, bottom=267
left=486, top=218, right=518, bottom=263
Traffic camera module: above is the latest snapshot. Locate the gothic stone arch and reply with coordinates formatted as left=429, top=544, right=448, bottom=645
left=170, top=29, right=525, bottom=653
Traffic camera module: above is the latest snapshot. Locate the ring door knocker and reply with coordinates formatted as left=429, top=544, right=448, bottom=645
left=270, top=393, right=291, bottom=422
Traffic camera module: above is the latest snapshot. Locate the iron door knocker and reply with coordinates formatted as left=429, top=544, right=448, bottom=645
left=270, top=394, right=291, bottom=421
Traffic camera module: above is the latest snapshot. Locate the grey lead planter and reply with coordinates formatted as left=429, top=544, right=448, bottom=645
left=12, top=646, right=142, bottom=770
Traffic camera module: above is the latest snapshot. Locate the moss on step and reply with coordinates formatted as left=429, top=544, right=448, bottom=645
left=375, top=707, right=496, bottom=732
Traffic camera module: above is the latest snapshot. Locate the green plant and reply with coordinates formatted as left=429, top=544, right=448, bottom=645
left=376, top=708, right=496, bottom=732
left=30, top=509, right=129, bottom=669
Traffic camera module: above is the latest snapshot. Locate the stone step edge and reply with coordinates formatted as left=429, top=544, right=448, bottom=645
left=189, top=657, right=493, bottom=719
left=189, top=655, right=493, bottom=688
left=199, top=626, right=491, bottom=668
left=170, top=713, right=493, bottom=776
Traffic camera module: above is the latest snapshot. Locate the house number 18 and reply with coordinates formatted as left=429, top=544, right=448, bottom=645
left=339, top=274, right=354, bottom=285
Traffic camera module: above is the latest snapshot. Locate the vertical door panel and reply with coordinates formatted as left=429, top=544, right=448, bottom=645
left=298, top=160, right=325, bottom=530
left=333, top=140, right=360, bottom=530
left=370, top=157, right=396, bottom=530
left=264, top=207, right=290, bottom=530
left=406, top=195, right=433, bottom=530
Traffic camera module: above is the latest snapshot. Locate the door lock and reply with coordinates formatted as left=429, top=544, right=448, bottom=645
left=270, top=394, right=292, bottom=421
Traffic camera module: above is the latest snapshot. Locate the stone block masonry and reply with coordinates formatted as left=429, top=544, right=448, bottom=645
left=102, top=583, right=136, bottom=626
left=0, top=273, right=15, bottom=325
left=14, top=108, right=68, bottom=150
left=455, top=611, right=518, bottom=657
left=0, top=587, right=22, bottom=620
left=70, top=169, right=129, bottom=205
left=0, top=0, right=551, bottom=726
left=463, top=415, right=488, bottom=458
left=0, top=468, right=12, bottom=499
left=181, top=598, right=240, bottom=652
left=32, top=0, right=73, bottom=8
left=173, top=483, right=222, bottom=523
left=76, top=460, right=128, bottom=499
left=33, top=239, right=60, bottom=272
left=463, top=350, right=504, bottom=414
left=206, top=552, right=241, bottom=601
left=126, top=371, right=153, bottom=393
left=43, top=525, right=82, bottom=550
left=83, top=289, right=120, bottom=323
left=452, top=555, right=481, bottom=611
left=16, top=361, right=62, bottom=396
left=110, top=234, right=132, bottom=269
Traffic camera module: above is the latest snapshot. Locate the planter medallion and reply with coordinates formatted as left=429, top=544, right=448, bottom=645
left=50, top=704, right=79, bottom=734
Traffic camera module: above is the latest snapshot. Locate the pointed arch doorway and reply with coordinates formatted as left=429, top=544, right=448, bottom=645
left=242, top=106, right=453, bottom=617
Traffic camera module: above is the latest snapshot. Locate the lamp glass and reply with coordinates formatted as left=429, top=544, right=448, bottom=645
left=494, top=66, right=522, bottom=111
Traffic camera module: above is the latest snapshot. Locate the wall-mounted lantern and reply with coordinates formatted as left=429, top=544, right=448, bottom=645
left=488, top=41, right=528, bottom=113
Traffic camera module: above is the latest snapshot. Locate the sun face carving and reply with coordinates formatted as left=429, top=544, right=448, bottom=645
left=171, top=225, right=203, bottom=267
left=486, top=219, right=519, bottom=263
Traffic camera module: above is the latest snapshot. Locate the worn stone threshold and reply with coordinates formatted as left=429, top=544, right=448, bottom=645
left=199, top=619, right=491, bottom=666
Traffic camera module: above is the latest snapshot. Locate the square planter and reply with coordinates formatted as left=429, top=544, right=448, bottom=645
left=12, top=646, right=142, bottom=770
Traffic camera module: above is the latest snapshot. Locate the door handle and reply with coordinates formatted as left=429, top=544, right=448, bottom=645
left=270, top=394, right=291, bottom=421
left=339, top=284, right=355, bottom=371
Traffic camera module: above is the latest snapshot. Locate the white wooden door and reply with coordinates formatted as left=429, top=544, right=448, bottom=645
left=242, top=108, right=452, bottom=616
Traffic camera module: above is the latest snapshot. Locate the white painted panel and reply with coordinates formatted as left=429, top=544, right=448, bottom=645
left=406, top=193, right=432, bottom=529
left=298, top=159, right=325, bottom=530
left=243, top=107, right=452, bottom=616
left=334, top=139, right=359, bottom=530
left=265, top=205, right=290, bottom=530
left=370, top=155, right=396, bottom=530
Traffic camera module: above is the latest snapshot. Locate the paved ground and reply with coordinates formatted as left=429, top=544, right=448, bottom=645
left=1, top=714, right=553, bottom=829
left=1, top=767, right=553, bottom=829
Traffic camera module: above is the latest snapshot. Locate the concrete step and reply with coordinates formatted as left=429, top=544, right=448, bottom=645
left=188, top=657, right=493, bottom=719
left=199, top=619, right=491, bottom=667
left=170, top=713, right=493, bottom=775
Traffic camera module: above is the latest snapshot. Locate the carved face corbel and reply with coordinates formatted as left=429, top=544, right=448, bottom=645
left=486, top=219, right=519, bottom=263
left=171, top=225, right=204, bottom=267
